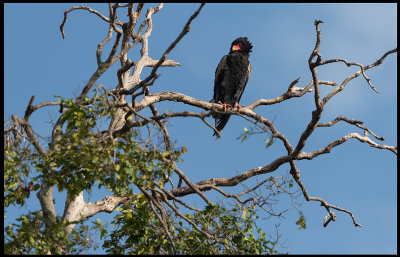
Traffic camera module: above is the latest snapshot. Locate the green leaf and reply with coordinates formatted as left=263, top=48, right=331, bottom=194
left=242, top=209, right=248, bottom=219
left=296, top=215, right=307, bottom=231
left=266, top=138, right=274, bottom=148
left=126, top=213, right=133, bottom=219
left=8, top=182, right=18, bottom=189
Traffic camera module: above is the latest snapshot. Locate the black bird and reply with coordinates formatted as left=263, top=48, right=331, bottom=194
left=211, top=37, right=252, bottom=137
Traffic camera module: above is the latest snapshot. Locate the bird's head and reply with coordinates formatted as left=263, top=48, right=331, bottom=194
left=230, top=37, right=253, bottom=54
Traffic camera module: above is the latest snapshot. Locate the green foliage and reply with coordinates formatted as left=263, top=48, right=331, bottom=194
left=4, top=211, right=96, bottom=254
left=296, top=214, right=307, bottom=231
left=4, top=143, right=38, bottom=207
left=103, top=202, right=277, bottom=254
left=4, top=96, right=280, bottom=254
left=35, top=97, right=185, bottom=198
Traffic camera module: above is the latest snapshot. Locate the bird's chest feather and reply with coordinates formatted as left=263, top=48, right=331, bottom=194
left=219, top=54, right=248, bottom=95
left=226, top=54, right=248, bottom=75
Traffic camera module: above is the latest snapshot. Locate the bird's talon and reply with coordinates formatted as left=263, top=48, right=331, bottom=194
left=217, top=101, right=230, bottom=112
left=234, top=102, right=245, bottom=111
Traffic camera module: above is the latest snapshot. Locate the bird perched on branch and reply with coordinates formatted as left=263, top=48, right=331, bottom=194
left=211, top=37, right=252, bottom=137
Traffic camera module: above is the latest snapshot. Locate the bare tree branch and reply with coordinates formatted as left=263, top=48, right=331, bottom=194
left=317, top=116, right=385, bottom=141
left=321, top=47, right=397, bottom=106
left=60, top=5, right=124, bottom=39
left=127, top=3, right=205, bottom=95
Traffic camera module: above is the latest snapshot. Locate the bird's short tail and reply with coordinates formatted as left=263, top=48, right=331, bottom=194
left=213, top=114, right=231, bottom=137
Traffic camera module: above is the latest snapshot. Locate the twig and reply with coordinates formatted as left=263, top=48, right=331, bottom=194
left=317, top=116, right=385, bottom=141
left=137, top=185, right=177, bottom=254
left=298, top=132, right=397, bottom=159
left=321, top=47, right=397, bottom=106
left=60, top=5, right=123, bottom=39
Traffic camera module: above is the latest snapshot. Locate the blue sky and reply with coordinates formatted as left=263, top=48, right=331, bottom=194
left=4, top=3, right=397, bottom=254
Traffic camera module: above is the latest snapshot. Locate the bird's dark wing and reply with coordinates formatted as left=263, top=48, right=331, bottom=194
left=213, top=57, right=251, bottom=137
left=234, top=61, right=251, bottom=103
left=212, top=55, right=228, bottom=103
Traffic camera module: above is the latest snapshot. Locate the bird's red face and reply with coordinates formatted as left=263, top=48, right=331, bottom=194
left=232, top=44, right=241, bottom=51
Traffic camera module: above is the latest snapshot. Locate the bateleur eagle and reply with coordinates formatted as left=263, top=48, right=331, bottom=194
left=211, top=37, right=252, bottom=137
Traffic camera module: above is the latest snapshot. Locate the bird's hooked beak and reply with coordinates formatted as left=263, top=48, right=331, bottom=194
left=232, top=44, right=241, bottom=51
